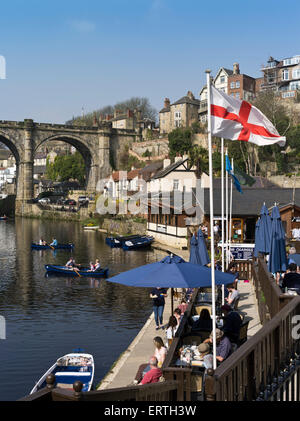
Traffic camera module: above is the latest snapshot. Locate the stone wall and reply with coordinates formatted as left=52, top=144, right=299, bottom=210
left=101, top=217, right=147, bottom=236
left=268, top=175, right=300, bottom=188
left=15, top=202, right=89, bottom=221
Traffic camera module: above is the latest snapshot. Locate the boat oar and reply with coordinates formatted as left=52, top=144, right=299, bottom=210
left=46, top=242, right=55, bottom=250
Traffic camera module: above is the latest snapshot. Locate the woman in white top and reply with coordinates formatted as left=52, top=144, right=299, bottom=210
left=165, top=315, right=178, bottom=348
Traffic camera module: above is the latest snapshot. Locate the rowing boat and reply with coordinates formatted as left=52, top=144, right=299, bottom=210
left=30, top=352, right=94, bottom=394
left=31, top=243, right=74, bottom=250
left=45, top=264, right=109, bottom=277
left=122, top=236, right=154, bottom=250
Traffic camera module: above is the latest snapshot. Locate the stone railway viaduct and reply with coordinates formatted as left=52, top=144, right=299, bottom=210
left=0, top=119, right=139, bottom=215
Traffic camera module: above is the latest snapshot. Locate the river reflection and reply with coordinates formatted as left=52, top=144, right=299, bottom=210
left=0, top=218, right=165, bottom=400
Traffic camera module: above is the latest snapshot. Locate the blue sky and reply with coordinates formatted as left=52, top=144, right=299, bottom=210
left=0, top=0, right=299, bottom=123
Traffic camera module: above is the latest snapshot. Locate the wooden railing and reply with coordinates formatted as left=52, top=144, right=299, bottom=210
left=20, top=377, right=179, bottom=402
left=205, top=296, right=300, bottom=401
left=252, top=257, right=294, bottom=324
left=229, top=260, right=252, bottom=280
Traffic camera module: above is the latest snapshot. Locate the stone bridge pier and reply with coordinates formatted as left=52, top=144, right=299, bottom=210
left=0, top=119, right=138, bottom=216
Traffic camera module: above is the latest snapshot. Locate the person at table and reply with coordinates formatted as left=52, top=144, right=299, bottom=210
left=191, top=308, right=212, bottom=333
left=178, top=298, right=188, bottom=314
left=173, top=308, right=183, bottom=325
left=204, top=328, right=232, bottom=363
left=225, top=284, right=240, bottom=309
left=132, top=338, right=166, bottom=384
left=281, top=263, right=300, bottom=291
left=136, top=356, right=162, bottom=385
left=198, top=343, right=213, bottom=370
left=50, top=238, right=58, bottom=247
left=220, top=304, right=242, bottom=344
left=150, top=287, right=168, bottom=330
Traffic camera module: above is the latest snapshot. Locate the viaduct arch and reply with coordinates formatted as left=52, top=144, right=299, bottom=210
left=0, top=119, right=140, bottom=215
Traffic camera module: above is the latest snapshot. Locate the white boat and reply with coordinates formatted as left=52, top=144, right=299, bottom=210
left=30, top=352, right=94, bottom=394
left=83, top=226, right=99, bottom=230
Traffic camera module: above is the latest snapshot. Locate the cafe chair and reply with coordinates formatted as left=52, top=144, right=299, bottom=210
left=237, top=318, right=250, bottom=347
left=232, top=297, right=240, bottom=311
left=191, top=371, right=205, bottom=401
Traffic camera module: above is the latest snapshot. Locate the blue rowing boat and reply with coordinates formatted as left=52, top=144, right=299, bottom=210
left=122, top=236, right=154, bottom=250
left=45, top=264, right=109, bottom=277
left=105, top=234, right=141, bottom=248
left=32, top=243, right=74, bottom=250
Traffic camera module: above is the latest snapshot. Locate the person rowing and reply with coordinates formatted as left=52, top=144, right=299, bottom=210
left=50, top=238, right=58, bottom=247
left=65, top=257, right=81, bottom=275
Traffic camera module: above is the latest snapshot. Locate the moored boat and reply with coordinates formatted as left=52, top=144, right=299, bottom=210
left=105, top=234, right=141, bottom=248
left=122, top=236, right=154, bottom=250
left=31, top=243, right=74, bottom=250
left=0, top=216, right=7, bottom=220
left=45, top=264, right=109, bottom=277
left=30, top=352, right=94, bottom=394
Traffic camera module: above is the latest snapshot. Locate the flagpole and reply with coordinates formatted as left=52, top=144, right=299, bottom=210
left=225, top=148, right=229, bottom=269
left=221, top=138, right=225, bottom=305
left=229, top=158, right=234, bottom=263
left=206, top=69, right=217, bottom=370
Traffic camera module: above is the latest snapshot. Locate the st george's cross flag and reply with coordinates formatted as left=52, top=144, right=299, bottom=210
left=210, top=85, right=286, bottom=147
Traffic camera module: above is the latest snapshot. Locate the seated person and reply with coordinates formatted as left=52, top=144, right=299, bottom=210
left=94, top=259, right=101, bottom=271
left=173, top=308, right=183, bottom=325
left=225, top=284, right=240, bottom=309
left=204, top=328, right=232, bottom=363
left=281, top=263, right=300, bottom=291
left=220, top=304, right=242, bottom=344
left=65, top=257, right=80, bottom=273
left=153, top=336, right=167, bottom=368
left=197, top=343, right=213, bottom=370
left=191, top=308, right=212, bottom=332
left=133, top=356, right=162, bottom=385
left=88, top=261, right=95, bottom=271
left=178, top=298, right=188, bottom=314
left=138, top=357, right=162, bottom=385
left=50, top=238, right=58, bottom=246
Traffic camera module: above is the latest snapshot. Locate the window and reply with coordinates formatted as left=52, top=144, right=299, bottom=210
left=220, top=75, right=225, bottom=84
left=282, top=69, right=289, bottom=81
left=236, top=92, right=240, bottom=99
left=230, top=82, right=235, bottom=89
left=282, top=92, right=295, bottom=98
left=292, top=69, right=300, bottom=79
left=290, top=81, right=300, bottom=90
left=236, top=81, right=240, bottom=88
left=173, top=179, right=179, bottom=190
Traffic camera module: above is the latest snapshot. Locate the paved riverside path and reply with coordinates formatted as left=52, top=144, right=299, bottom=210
left=98, top=244, right=262, bottom=390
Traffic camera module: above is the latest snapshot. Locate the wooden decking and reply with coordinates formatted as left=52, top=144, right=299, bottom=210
left=98, top=246, right=262, bottom=391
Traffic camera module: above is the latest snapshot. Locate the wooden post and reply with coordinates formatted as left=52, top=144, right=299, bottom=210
left=204, top=368, right=216, bottom=401
left=46, top=373, right=56, bottom=390
left=73, top=381, right=83, bottom=401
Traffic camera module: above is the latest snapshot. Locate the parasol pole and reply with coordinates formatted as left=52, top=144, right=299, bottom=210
left=206, top=69, right=217, bottom=370
left=225, top=147, right=229, bottom=269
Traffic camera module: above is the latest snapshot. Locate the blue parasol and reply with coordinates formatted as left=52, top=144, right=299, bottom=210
left=197, top=229, right=210, bottom=266
left=268, top=206, right=287, bottom=273
left=189, top=234, right=201, bottom=265
left=255, top=204, right=272, bottom=256
left=253, top=218, right=261, bottom=258
left=106, top=255, right=236, bottom=288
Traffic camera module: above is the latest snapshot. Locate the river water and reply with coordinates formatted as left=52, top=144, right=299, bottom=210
left=0, top=218, right=165, bottom=401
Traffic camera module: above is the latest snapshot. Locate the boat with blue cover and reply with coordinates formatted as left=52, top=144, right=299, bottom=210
left=30, top=352, right=94, bottom=394
left=122, top=235, right=154, bottom=250
left=45, top=264, right=109, bottom=277
left=31, top=243, right=74, bottom=250
left=105, top=234, right=141, bottom=248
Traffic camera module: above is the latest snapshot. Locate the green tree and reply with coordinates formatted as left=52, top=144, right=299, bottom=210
left=168, top=128, right=193, bottom=158
left=46, top=152, right=86, bottom=184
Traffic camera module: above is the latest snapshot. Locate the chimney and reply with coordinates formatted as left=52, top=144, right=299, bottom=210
left=233, top=63, right=240, bottom=75
left=127, top=109, right=133, bottom=118
left=187, top=91, right=195, bottom=100
left=163, top=158, right=171, bottom=169
left=164, top=98, right=170, bottom=109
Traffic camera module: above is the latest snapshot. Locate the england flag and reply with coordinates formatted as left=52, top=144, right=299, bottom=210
left=210, top=85, right=286, bottom=147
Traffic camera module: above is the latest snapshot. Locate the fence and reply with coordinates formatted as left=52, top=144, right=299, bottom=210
left=204, top=296, right=300, bottom=401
